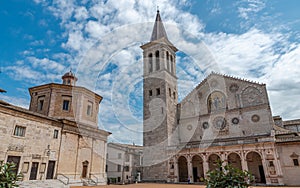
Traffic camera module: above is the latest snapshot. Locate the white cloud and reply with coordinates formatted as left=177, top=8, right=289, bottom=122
left=27, top=57, right=65, bottom=72
left=0, top=95, right=29, bottom=109
left=74, top=6, right=88, bottom=20
left=237, top=0, right=266, bottom=20
left=13, top=0, right=300, bottom=145
left=263, top=44, right=300, bottom=119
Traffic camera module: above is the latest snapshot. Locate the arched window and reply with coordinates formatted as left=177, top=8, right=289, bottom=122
left=155, top=50, right=160, bottom=70
left=148, top=53, right=153, bottom=73
left=170, top=56, right=174, bottom=74
left=166, top=51, right=170, bottom=71
left=207, top=91, right=226, bottom=113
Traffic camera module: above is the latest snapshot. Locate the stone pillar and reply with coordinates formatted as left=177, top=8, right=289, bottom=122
left=187, top=156, right=193, bottom=183
left=273, top=153, right=284, bottom=185
left=174, top=159, right=179, bottom=183
left=221, top=152, right=227, bottom=167
left=202, top=154, right=209, bottom=178
left=241, top=151, right=248, bottom=171
left=261, top=150, right=270, bottom=185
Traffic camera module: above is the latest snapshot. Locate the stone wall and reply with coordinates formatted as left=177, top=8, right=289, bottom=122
left=276, top=142, right=300, bottom=185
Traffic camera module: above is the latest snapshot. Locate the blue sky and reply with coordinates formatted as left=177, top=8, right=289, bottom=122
left=1, top=0, right=300, bottom=145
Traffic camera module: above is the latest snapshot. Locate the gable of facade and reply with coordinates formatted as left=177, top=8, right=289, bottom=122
left=178, top=73, right=273, bottom=143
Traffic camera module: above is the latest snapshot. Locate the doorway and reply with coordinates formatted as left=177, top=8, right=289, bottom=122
left=6, top=156, right=21, bottom=175
left=178, top=156, right=188, bottom=182
left=82, top=161, right=89, bottom=178
left=193, top=167, right=198, bottom=182
left=246, top=152, right=266, bottom=183
left=29, top=162, right=39, bottom=180
left=259, top=165, right=266, bottom=183
left=46, top=161, right=55, bottom=179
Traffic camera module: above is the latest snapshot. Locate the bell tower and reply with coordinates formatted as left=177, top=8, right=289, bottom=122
left=141, top=10, right=178, bottom=181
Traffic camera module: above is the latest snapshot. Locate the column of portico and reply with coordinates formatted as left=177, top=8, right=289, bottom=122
left=220, top=152, right=227, bottom=167
left=241, top=151, right=248, bottom=171
left=270, top=148, right=282, bottom=175
left=202, top=154, right=209, bottom=178
left=260, top=150, right=270, bottom=185
left=187, top=155, right=193, bottom=183
left=174, top=158, right=179, bottom=183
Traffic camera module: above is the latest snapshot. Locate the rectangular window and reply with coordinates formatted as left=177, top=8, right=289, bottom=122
left=149, top=90, right=152, bottom=97
left=38, top=100, right=44, bottom=111
left=124, top=166, right=129, bottom=172
left=62, top=100, right=70, bottom=111
left=117, top=165, right=121, bottom=172
left=156, top=88, right=160, bottom=96
left=87, top=101, right=93, bottom=116
left=14, top=126, right=26, bottom=137
left=169, top=88, right=171, bottom=97
left=118, top=153, right=122, bottom=159
left=293, top=159, right=299, bottom=166
left=125, top=154, right=129, bottom=162
left=53, top=130, right=59, bottom=139
left=22, top=162, right=29, bottom=173
left=40, top=163, right=46, bottom=173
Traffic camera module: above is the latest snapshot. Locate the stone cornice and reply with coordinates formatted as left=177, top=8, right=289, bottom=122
left=0, top=103, right=61, bottom=127
left=29, top=83, right=103, bottom=103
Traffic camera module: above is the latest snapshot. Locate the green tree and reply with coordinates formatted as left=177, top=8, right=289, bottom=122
left=0, top=161, right=22, bottom=188
left=206, top=160, right=254, bottom=188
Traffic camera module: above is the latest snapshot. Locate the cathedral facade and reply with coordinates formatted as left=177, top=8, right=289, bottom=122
left=142, top=11, right=300, bottom=186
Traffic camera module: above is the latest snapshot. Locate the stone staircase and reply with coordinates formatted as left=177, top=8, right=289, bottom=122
left=18, top=180, right=70, bottom=188
left=18, top=178, right=101, bottom=187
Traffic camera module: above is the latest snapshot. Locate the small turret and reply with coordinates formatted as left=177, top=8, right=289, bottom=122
left=62, top=70, right=77, bottom=86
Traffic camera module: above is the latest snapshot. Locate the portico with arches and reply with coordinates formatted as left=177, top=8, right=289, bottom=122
left=142, top=10, right=300, bottom=186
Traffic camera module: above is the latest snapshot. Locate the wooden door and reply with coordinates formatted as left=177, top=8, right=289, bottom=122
left=46, top=161, right=55, bottom=179
left=82, top=161, right=89, bottom=178
left=29, top=162, right=39, bottom=180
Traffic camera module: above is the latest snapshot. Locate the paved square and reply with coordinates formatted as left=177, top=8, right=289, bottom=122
left=71, top=183, right=298, bottom=188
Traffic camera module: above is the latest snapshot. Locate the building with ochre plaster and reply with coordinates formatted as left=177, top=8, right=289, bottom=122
left=0, top=71, right=111, bottom=187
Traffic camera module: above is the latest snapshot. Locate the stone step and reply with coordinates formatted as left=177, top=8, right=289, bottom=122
left=18, top=179, right=70, bottom=188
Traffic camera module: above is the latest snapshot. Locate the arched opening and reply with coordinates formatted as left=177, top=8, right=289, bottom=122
left=170, top=56, right=174, bottom=74
left=192, top=155, right=204, bottom=182
left=82, top=160, right=89, bottom=178
left=166, top=51, right=170, bottom=71
left=155, top=50, right=160, bottom=70
left=208, top=154, right=220, bottom=171
left=148, top=53, right=153, bottom=73
left=246, top=152, right=266, bottom=183
left=228, top=153, right=242, bottom=170
left=178, top=156, right=188, bottom=182
left=207, top=91, right=226, bottom=113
